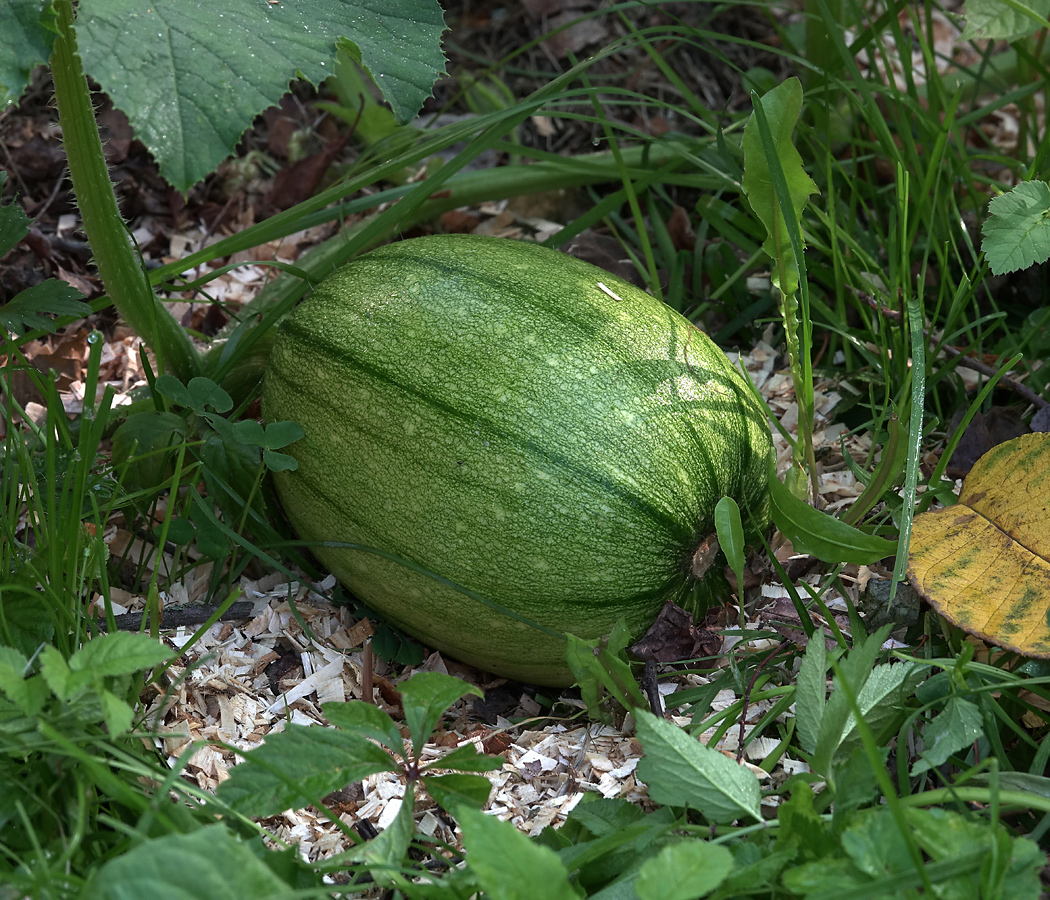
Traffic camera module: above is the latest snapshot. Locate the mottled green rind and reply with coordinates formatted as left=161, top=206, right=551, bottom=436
left=262, top=235, right=772, bottom=685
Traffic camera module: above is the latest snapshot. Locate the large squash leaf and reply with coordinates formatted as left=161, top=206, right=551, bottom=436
left=907, top=433, right=1050, bottom=657
left=76, top=0, right=447, bottom=191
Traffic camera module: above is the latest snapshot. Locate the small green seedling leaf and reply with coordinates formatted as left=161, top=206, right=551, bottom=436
left=262, top=449, right=299, bottom=472
left=634, top=710, right=762, bottom=824
left=261, top=420, right=305, bottom=449
left=98, top=688, right=135, bottom=737
left=399, top=672, right=483, bottom=759
left=92, top=824, right=293, bottom=900
left=715, top=495, right=746, bottom=596
left=0, top=647, right=49, bottom=716
left=0, top=279, right=92, bottom=336
left=566, top=626, right=647, bottom=722
left=157, top=374, right=233, bottom=415
left=981, top=180, right=1050, bottom=276
left=635, top=840, right=735, bottom=900
left=0, top=172, right=31, bottom=254
left=457, top=804, right=579, bottom=900
left=768, top=464, right=897, bottom=564
left=911, top=696, right=985, bottom=775
left=425, top=772, right=494, bottom=812
left=422, top=742, right=504, bottom=774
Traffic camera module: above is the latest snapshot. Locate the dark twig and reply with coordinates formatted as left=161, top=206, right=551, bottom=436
left=853, top=289, right=1047, bottom=409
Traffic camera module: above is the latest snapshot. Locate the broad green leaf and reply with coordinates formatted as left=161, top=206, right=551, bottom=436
left=262, top=449, right=299, bottom=472
left=961, top=0, right=1050, bottom=42
left=635, top=840, right=734, bottom=900
left=907, top=433, right=1050, bottom=657
left=425, top=772, right=494, bottom=811
left=399, top=672, right=483, bottom=758
left=566, top=797, right=647, bottom=837
left=634, top=711, right=761, bottom=824
left=0, top=647, right=49, bottom=716
left=741, top=77, right=818, bottom=296
left=261, top=420, right=305, bottom=450
left=77, top=0, right=448, bottom=191
left=323, top=699, right=406, bottom=754
left=69, top=631, right=171, bottom=677
left=232, top=419, right=267, bottom=445
left=457, top=805, right=578, bottom=900
left=0, top=591, right=53, bottom=665
left=811, top=624, right=892, bottom=775
left=215, top=723, right=396, bottom=816
left=837, top=661, right=925, bottom=755
left=794, top=627, right=827, bottom=755
left=911, top=696, right=984, bottom=775
left=93, top=824, right=294, bottom=900
left=0, top=279, right=92, bottom=335
left=0, top=1, right=56, bottom=107
left=980, top=181, right=1050, bottom=276
left=768, top=465, right=898, bottom=565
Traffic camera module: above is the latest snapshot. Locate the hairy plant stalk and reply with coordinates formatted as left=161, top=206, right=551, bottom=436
left=49, top=0, right=201, bottom=381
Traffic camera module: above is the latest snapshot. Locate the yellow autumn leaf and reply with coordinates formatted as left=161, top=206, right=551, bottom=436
left=907, top=432, right=1050, bottom=658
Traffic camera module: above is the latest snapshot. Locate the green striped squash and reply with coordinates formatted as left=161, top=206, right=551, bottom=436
left=263, top=235, right=772, bottom=685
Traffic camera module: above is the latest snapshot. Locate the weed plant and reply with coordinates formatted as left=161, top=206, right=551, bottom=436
left=1, top=0, right=1049, bottom=896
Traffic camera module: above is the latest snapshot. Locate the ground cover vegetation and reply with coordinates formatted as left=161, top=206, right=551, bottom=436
left=2, top=0, right=1050, bottom=897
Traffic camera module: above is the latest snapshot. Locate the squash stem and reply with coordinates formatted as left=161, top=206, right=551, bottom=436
left=49, top=0, right=201, bottom=381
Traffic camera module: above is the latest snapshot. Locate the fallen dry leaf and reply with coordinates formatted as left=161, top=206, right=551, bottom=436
left=908, top=432, right=1050, bottom=657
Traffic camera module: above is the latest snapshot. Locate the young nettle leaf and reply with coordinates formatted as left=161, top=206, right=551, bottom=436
left=351, top=782, right=417, bottom=882
left=634, top=711, right=762, bottom=824
left=398, top=671, right=483, bottom=759
left=634, top=840, right=735, bottom=900
left=91, top=824, right=295, bottom=900
left=424, top=772, right=494, bottom=812
left=422, top=742, right=504, bottom=774
left=215, top=724, right=397, bottom=817
left=457, top=805, right=579, bottom=900
left=68, top=630, right=171, bottom=678
left=981, top=180, right=1050, bottom=276
left=0, top=170, right=31, bottom=253
left=323, top=699, right=408, bottom=756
